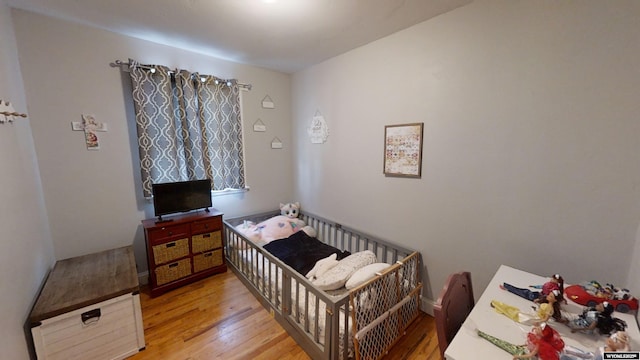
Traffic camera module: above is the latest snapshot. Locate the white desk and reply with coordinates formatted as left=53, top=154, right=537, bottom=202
left=444, top=265, right=640, bottom=360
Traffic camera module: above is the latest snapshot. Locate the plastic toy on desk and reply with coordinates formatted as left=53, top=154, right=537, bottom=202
left=565, top=282, right=638, bottom=313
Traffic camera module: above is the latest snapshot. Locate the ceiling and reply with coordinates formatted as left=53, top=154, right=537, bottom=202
left=6, top=0, right=472, bottom=73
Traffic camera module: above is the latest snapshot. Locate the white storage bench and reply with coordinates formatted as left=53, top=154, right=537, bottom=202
left=29, top=246, right=145, bottom=360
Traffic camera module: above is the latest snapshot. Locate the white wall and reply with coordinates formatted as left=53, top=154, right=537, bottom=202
left=11, top=9, right=294, bottom=273
left=0, top=1, right=55, bottom=359
left=631, top=225, right=640, bottom=323
left=292, top=0, right=640, bottom=305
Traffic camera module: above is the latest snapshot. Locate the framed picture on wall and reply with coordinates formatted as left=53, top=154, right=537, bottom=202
left=383, top=122, right=424, bottom=178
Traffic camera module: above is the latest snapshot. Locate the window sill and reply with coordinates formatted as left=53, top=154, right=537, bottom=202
left=212, top=186, right=250, bottom=197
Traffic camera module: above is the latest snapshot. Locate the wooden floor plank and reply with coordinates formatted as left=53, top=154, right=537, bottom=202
left=128, top=271, right=441, bottom=359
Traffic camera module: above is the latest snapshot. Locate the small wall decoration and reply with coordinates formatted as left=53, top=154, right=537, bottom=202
left=253, top=118, right=266, bottom=132
left=271, top=137, right=283, bottom=149
left=383, top=122, right=424, bottom=178
left=307, top=111, right=329, bottom=144
left=261, top=95, right=275, bottom=109
left=72, top=114, right=108, bottom=150
left=0, top=99, right=28, bottom=124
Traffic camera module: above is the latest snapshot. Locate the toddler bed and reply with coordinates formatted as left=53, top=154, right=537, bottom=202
left=223, top=210, right=422, bottom=360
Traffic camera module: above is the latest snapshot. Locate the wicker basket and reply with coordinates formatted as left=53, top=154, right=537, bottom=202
left=155, top=258, right=192, bottom=286
left=193, top=249, right=223, bottom=273
left=192, top=231, right=222, bottom=253
left=152, top=238, right=189, bottom=265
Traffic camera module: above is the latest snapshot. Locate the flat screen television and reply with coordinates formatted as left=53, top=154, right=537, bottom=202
left=152, top=179, right=212, bottom=221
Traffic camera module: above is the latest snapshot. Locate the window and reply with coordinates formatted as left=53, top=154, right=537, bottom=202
left=128, top=60, right=245, bottom=197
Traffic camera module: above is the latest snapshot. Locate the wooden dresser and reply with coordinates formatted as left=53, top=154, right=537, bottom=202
left=29, top=246, right=145, bottom=360
left=142, top=209, right=227, bottom=297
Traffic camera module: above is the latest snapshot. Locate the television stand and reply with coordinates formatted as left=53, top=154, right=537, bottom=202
left=142, top=210, right=226, bottom=297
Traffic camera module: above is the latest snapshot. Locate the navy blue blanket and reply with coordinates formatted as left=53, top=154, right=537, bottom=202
left=263, top=231, right=350, bottom=276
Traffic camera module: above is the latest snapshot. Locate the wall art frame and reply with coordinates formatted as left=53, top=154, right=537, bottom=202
left=383, top=122, right=424, bottom=178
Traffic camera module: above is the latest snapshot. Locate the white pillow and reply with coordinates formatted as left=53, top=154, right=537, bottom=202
left=313, top=250, right=376, bottom=290
left=305, top=253, right=338, bottom=280
left=345, top=263, right=391, bottom=290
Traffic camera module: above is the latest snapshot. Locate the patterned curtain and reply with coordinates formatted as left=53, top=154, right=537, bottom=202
left=129, top=59, right=245, bottom=197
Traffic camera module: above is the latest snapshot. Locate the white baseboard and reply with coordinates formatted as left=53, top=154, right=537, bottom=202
left=138, top=271, right=149, bottom=286
left=422, top=297, right=436, bottom=316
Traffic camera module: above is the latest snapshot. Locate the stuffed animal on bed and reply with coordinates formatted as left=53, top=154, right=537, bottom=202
left=236, top=202, right=316, bottom=246
left=280, top=202, right=300, bottom=218
left=280, top=202, right=316, bottom=237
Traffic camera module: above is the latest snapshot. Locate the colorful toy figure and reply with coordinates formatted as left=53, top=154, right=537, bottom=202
left=562, top=301, right=627, bottom=335
left=593, top=331, right=630, bottom=360
left=501, top=274, right=565, bottom=304
left=559, top=330, right=632, bottom=360
left=492, top=290, right=563, bottom=324
left=478, top=322, right=565, bottom=360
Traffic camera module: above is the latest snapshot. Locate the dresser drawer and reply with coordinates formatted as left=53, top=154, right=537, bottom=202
left=193, top=249, right=223, bottom=273
left=155, top=258, right=192, bottom=286
left=147, top=223, right=189, bottom=244
left=192, top=231, right=222, bottom=253
left=191, top=216, right=222, bottom=234
left=151, top=238, right=189, bottom=265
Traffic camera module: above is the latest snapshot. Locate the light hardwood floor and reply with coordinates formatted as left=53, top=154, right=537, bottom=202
left=129, top=270, right=441, bottom=360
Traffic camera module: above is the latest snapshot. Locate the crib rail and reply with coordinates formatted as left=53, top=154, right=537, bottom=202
left=224, top=210, right=422, bottom=360
left=225, top=223, right=344, bottom=359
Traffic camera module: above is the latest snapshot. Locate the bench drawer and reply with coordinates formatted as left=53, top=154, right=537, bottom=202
left=31, top=293, right=145, bottom=360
